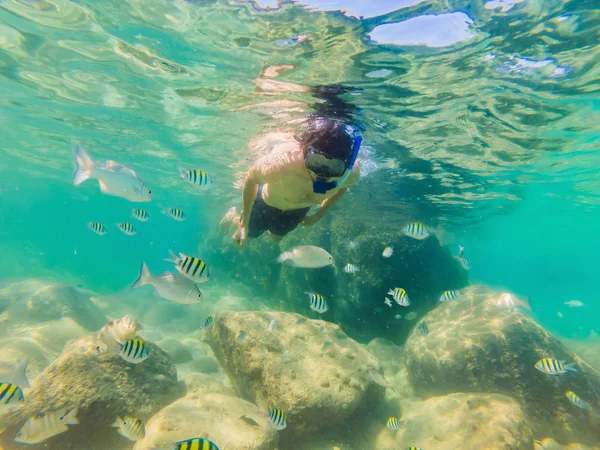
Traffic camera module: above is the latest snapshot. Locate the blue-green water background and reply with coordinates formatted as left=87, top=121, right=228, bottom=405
left=1, top=0, right=599, bottom=338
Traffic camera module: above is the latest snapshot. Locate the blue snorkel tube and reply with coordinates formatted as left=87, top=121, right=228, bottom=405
left=313, top=135, right=362, bottom=194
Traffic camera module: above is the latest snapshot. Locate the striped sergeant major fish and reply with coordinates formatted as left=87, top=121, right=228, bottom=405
left=439, top=290, right=461, bottom=303
left=306, top=292, right=328, bottom=314
left=0, top=382, right=24, bottom=407
left=268, top=408, right=287, bottom=430
left=116, top=222, right=136, bottom=236
left=14, top=408, right=79, bottom=444
left=534, top=358, right=578, bottom=375
left=386, top=417, right=403, bottom=430
left=164, top=207, right=186, bottom=221
left=164, top=250, right=210, bottom=283
left=118, top=339, right=149, bottom=364
left=88, top=222, right=107, bottom=236
left=179, top=168, right=212, bottom=188
left=132, top=208, right=150, bottom=222
left=151, top=437, right=219, bottom=450
left=112, top=416, right=145, bottom=441
left=387, top=287, right=410, bottom=307
left=566, top=391, right=588, bottom=410
left=402, top=222, right=430, bottom=240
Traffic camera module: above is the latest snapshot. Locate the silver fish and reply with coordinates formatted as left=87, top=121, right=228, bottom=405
left=277, top=245, right=333, bottom=268
left=268, top=319, right=276, bottom=332
left=133, top=262, right=202, bottom=304
left=15, top=408, right=79, bottom=444
left=73, top=146, right=151, bottom=202
left=344, top=263, right=360, bottom=273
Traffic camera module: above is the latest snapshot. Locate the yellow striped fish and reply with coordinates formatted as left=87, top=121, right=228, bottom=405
left=131, top=208, right=150, bottom=222
left=164, top=250, right=210, bottom=283
left=566, top=391, right=588, bottom=409
left=387, top=287, right=410, bottom=306
left=402, top=222, right=430, bottom=240
left=439, top=290, right=461, bottom=303
left=168, top=438, right=219, bottom=450
left=112, top=416, right=145, bottom=441
left=306, top=292, right=328, bottom=313
left=179, top=169, right=212, bottom=188
left=534, top=358, right=578, bottom=375
left=87, top=222, right=107, bottom=236
left=0, top=382, right=24, bottom=407
left=116, top=222, right=136, bottom=236
left=118, top=339, right=149, bottom=364
left=202, top=315, right=213, bottom=329
left=164, top=207, right=186, bottom=221
left=268, top=408, right=287, bottom=430
left=386, top=417, right=403, bottom=430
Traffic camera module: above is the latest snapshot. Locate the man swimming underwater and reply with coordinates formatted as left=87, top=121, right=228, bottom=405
left=227, top=117, right=361, bottom=247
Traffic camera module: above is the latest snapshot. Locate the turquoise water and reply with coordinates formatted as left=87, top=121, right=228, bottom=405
left=1, top=0, right=600, bottom=448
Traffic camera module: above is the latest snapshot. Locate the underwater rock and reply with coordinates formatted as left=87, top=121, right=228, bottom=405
left=381, top=393, right=532, bottom=449
left=0, top=279, right=107, bottom=332
left=0, top=335, right=184, bottom=449
left=205, top=310, right=383, bottom=436
left=404, top=286, right=600, bottom=445
left=134, top=375, right=278, bottom=450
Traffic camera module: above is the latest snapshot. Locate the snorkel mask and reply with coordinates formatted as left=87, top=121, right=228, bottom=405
left=306, top=133, right=362, bottom=194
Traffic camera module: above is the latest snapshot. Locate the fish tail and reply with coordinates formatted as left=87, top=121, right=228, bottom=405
left=72, top=145, right=95, bottom=185
left=163, top=249, right=179, bottom=264
left=11, top=359, right=30, bottom=389
left=64, top=408, right=79, bottom=425
left=178, top=168, right=188, bottom=180
left=111, top=417, right=122, bottom=428
left=132, top=262, right=152, bottom=288
left=277, top=252, right=291, bottom=264
left=564, top=362, right=579, bottom=372
left=387, top=289, right=394, bottom=296
left=521, top=296, right=533, bottom=311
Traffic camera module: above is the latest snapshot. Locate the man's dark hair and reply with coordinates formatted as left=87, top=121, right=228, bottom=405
left=299, top=117, right=354, bottom=163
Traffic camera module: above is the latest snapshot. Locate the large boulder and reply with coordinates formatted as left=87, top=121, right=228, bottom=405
left=134, top=373, right=278, bottom=450
left=376, top=393, right=532, bottom=449
left=405, top=286, right=600, bottom=445
left=0, top=335, right=184, bottom=449
left=205, top=311, right=383, bottom=437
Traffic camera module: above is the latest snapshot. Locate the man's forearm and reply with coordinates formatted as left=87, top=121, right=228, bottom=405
left=314, top=189, right=346, bottom=219
left=240, top=180, right=258, bottom=229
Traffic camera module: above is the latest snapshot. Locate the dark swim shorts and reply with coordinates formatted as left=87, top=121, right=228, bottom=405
left=247, top=185, right=310, bottom=238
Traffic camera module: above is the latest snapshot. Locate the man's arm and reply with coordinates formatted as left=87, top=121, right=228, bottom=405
left=240, top=169, right=260, bottom=231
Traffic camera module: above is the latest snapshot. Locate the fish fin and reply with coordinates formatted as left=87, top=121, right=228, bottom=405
left=132, top=262, right=151, bottom=289
left=276, top=252, right=290, bottom=264
left=387, top=289, right=394, bottom=296
left=98, top=180, right=110, bottom=193
left=163, top=250, right=178, bottom=264
left=72, top=145, right=94, bottom=185
left=521, top=296, right=532, bottom=312
left=64, top=408, right=79, bottom=425
left=112, top=417, right=122, bottom=428
left=105, top=161, right=137, bottom=177
left=564, top=362, right=578, bottom=372
left=11, top=359, right=30, bottom=389
left=178, top=168, right=188, bottom=179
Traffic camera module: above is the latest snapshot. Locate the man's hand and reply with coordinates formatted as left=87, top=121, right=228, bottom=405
left=232, top=224, right=248, bottom=247
left=302, top=214, right=321, bottom=227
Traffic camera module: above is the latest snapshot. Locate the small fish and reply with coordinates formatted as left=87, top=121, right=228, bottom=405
left=347, top=241, right=359, bottom=249
left=157, top=438, right=219, bottom=450
left=73, top=145, right=151, bottom=202
left=418, top=321, right=429, bottom=336
left=268, top=319, right=276, bottom=332
left=534, top=358, right=578, bottom=375
left=402, top=222, right=430, bottom=240
left=268, top=408, right=287, bottom=430
left=112, top=416, right=145, bottom=441
left=277, top=246, right=334, bottom=268
left=344, top=264, right=360, bottom=274
left=387, top=288, right=410, bottom=307
left=394, top=314, right=402, bottom=320
left=0, top=383, right=24, bottom=407
left=239, top=415, right=259, bottom=427
left=382, top=246, right=393, bottom=258
left=236, top=330, right=246, bottom=343
left=164, top=207, right=186, bottom=221
left=87, top=222, right=107, bottom=235
left=116, top=222, right=136, bottom=236
left=131, top=208, right=150, bottom=222
left=201, top=315, right=213, bottom=329
left=386, top=417, right=402, bottom=430
left=458, top=245, right=465, bottom=258
left=564, top=300, right=584, bottom=307
left=15, top=408, right=79, bottom=444
left=307, top=292, right=328, bottom=313
left=566, top=391, right=588, bottom=410
left=405, top=312, right=418, bottom=321
left=384, top=298, right=392, bottom=308
left=97, top=314, right=140, bottom=347
left=118, top=339, right=149, bottom=364
left=439, top=290, right=461, bottom=303
left=164, top=250, right=209, bottom=283
left=133, top=262, right=202, bottom=304
left=455, top=256, right=470, bottom=271
left=179, top=168, right=212, bottom=188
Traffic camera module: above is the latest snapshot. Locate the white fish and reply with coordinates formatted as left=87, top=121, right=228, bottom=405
left=277, top=245, right=333, bottom=268
left=402, top=222, right=430, bottom=240
left=112, top=416, right=145, bottom=441
left=344, top=264, right=360, bottom=274
left=116, top=222, right=136, bottom=236
left=268, top=320, right=276, bottom=332
left=72, top=145, right=151, bottom=202
left=564, top=300, right=584, bottom=308
left=384, top=298, right=392, bottom=307
left=132, top=262, right=202, bottom=304
left=489, top=292, right=531, bottom=312
left=15, top=408, right=79, bottom=444
left=382, top=246, right=393, bottom=258
left=97, top=314, right=140, bottom=348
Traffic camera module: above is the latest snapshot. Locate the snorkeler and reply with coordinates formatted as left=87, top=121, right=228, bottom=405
left=225, top=117, right=361, bottom=247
